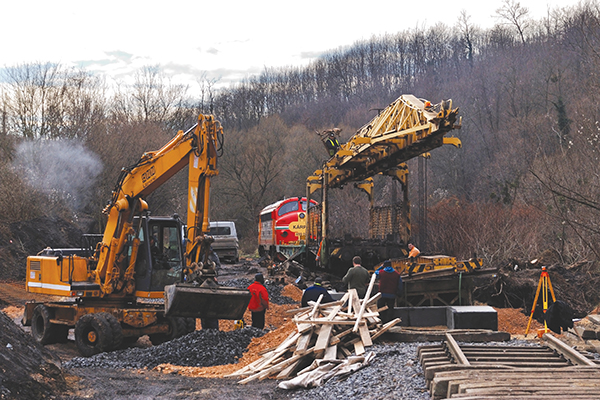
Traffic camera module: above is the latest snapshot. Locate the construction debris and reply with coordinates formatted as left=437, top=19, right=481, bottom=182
left=229, top=275, right=402, bottom=387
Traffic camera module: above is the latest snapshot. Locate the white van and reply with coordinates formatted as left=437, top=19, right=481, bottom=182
left=208, top=221, right=240, bottom=263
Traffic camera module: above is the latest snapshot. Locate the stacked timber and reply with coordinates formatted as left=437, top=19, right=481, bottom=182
left=420, top=332, right=600, bottom=399
left=230, top=273, right=401, bottom=384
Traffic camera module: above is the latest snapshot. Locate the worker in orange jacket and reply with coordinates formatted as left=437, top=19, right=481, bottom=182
left=408, top=243, right=420, bottom=258
left=247, top=273, right=269, bottom=329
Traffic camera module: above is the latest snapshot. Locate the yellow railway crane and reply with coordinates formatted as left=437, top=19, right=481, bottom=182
left=305, top=94, right=462, bottom=270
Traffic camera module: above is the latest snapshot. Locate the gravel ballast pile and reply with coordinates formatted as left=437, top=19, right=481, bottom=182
left=222, top=278, right=296, bottom=305
left=288, top=339, right=546, bottom=400
left=289, top=342, right=430, bottom=400
left=65, top=327, right=264, bottom=369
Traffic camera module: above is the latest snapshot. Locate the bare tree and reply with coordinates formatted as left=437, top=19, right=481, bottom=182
left=496, top=0, right=531, bottom=44
left=130, top=65, right=189, bottom=123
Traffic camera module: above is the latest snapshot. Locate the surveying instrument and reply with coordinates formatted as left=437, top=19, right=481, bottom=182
left=525, top=266, right=556, bottom=337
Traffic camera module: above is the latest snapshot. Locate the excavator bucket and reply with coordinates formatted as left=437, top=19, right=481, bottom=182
left=163, top=283, right=251, bottom=319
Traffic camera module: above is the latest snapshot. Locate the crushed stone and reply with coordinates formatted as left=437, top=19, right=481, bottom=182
left=64, top=327, right=264, bottom=370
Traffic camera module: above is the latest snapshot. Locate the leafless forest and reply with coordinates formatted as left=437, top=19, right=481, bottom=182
left=2, top=1, right=600, bottom=271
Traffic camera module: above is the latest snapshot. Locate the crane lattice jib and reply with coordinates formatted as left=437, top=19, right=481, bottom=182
left=309, top=94, right=461, bottom=189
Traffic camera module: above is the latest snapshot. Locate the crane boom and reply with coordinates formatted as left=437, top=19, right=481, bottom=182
left=305, top=95, right=462, bottom=270
left=308, top=95, right=461, bottom=190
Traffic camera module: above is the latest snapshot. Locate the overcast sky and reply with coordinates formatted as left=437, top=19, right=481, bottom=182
left=1, top=0, right=584, bottom=94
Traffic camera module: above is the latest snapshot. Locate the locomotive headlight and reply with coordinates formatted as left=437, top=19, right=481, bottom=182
left=299, top=213, right=305, bottom=219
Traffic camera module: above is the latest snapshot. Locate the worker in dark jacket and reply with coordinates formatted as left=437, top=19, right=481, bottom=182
left=376, top=260, right=403, bottom=323
left=342, top=256, right=370, bottom=298
left=247, top=273, right=269, bottom=329
left=301, top=277, right=334, bottom=307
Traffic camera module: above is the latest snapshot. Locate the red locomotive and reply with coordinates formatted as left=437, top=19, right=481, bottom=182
left=258, top=197, right=318, bottom=258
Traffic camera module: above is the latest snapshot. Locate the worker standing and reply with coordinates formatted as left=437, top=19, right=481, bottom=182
left=247, top=273, right=269, bottom=329
left=342, top=256, right=370, bottom=298
left=408, top=243, right=420, bottom=258
left=325, top=131, right=341, bottom=157
left=376, top=260, right=403, bottom=323
left=301, top=277, right=334, bottom=307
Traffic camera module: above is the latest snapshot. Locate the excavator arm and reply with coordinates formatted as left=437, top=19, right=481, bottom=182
left=93, top=115, right=222, bottom=296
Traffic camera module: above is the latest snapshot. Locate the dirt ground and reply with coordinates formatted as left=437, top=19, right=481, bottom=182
left=0, top=260, right=307, bottom=400
left=0, top=269, right=567, bottom=400
left=2, top=217, right=600, bottom=399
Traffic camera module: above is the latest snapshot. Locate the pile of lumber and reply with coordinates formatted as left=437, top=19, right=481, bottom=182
left=230, top=273, right=401, bottom=384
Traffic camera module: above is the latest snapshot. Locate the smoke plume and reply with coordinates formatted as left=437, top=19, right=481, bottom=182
left=13, top=139, right=103, bottom=211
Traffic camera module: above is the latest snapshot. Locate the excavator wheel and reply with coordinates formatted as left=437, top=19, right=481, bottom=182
left=98, top=312, right=123, bottom=350
left=149, top=316, right=184, bottom=345
left=75, top=313, right=114, bottom=357
left=31, top=305, right=68, bottom=345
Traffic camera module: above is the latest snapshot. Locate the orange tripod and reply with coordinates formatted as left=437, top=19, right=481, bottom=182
left=525, top=266, right=556, bottom=337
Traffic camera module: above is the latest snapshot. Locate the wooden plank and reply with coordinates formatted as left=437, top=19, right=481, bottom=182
left=347, top=289, right=354, bottom=315
left=225, top=356, right=265, bottom=377
left=295, top=330, right=313, bottom=354
left=324, top=344, right=338, bottom=360
left=298, top=318, right=366, bottom=325
left=370, top=318, right=402, bottom=341
left=445, top=333, right=470, bottom=365
left=314, top=293, right=350, bottom=352
left=253, top=332, right=301, bottom=371
left=238, top=347, right=315, bottom=384
left=354, top=340, right=365, bottom=355
left=543, top=333, right=597, bottom=366
left=353, top=272, right=377, bottom=332
left=315, top=324, right=334, bottom=351
left=309, top=294, right=324, bottom=319
left=329, top=327, right=353, bottom=345
left=588, top=314, right=600, bottom=326
left=285, top=300, right=345, bottom=314
left=358, top=321, right=373, bottom=347
left=340, top=346, right=352, bottom=357
left=275, top=359, right=301, bottom=379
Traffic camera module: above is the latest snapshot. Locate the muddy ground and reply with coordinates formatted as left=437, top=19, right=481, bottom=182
left=0, top=261, right=298, bottom=400
left=3, top=217, right=600, bottom=399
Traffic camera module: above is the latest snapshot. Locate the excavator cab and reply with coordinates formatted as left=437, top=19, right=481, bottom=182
left=133, top=216, right=184, bottom=294
left=133, top=215, right=251, bottom=320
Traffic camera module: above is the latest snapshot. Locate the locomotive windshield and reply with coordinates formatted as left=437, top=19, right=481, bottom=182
left=277, top=200, right=299, bottom=216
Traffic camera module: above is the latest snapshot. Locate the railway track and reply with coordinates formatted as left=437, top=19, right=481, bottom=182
left=419, top=332, right=600, bottom=399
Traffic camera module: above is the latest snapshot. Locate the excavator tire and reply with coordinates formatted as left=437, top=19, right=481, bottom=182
left=31, top=305, right=67, bottom=345
left=149, top=316, right=184, bottom=345
left=75, top=313, right=114, bottom=357
left=98, top=312, right=123, bottom=350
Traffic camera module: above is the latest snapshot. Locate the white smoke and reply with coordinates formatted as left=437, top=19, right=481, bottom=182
left=13, top=139, right=103, bottom=211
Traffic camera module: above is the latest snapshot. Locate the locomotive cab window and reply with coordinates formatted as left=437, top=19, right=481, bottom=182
left=278, top=201, right=299, bottom=216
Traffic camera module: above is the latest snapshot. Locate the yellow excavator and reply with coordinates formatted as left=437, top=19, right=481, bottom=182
left=22, top=115, right=251, bottom=356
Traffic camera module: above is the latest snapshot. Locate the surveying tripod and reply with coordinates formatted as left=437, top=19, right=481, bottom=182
left=525, top=266, right=556, bottom=336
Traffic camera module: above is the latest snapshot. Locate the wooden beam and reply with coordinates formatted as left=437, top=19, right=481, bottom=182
left=353, top=272, right=377, bottom=332
left=543, top=333, right=597, bottom=366
left=445, top=333, right=470, bottom=366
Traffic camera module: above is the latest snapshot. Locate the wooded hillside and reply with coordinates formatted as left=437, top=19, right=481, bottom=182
left=1, top=1, right=599, bottom=272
